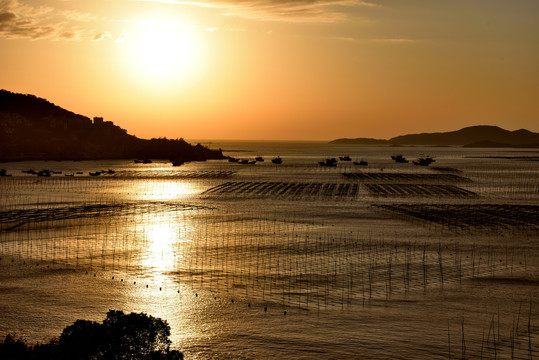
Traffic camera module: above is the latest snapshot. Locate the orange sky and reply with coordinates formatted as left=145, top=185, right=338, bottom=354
left=1, top=0, right=538, bottom=140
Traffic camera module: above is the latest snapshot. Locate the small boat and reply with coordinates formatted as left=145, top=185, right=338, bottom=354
left=0, top=169, right=12, bottom=177
left=413, top=156, right=436, bottom=166
left=228, top=157, right=239, bottom=163
left=64, top=173, right=74, bottom=177
left=76, top=172, right=83, bottom=175
left=255, top=156, right=264, bottom=162
left=134, top=159, right=152, bottom=164
left=339, top=155, right=352, bottom=161
left=391, top=154, right=409, bottom=163
left=37, top=170, right=51, bottom=177
left=171, top=160, right=184, bottom=167
left=89, top=171, right=101, bottom=176
left=106, top=169, right=116, bottom=174
left=271, top=156, right=283, bottom=164
left=319, top=158, right=338, bottom=167
left=353, top=160, right=368, bottom=166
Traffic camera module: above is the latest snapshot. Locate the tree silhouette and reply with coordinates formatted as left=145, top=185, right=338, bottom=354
left=0, top=310, right=183, bottom=360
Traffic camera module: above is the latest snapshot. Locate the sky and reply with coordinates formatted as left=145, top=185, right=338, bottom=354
left=1, top=0, right=538, bottom=140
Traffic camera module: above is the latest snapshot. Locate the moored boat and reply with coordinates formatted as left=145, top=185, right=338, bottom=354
left=391, top=154, right=409, bottom=163
left=271, top=156, right=283, bottom=164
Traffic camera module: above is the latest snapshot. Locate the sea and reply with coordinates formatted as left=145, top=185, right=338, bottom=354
left=1, top=141, right=538, bottom=359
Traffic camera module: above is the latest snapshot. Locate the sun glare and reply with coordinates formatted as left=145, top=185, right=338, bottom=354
left=127, top=20, right=204, bottom=83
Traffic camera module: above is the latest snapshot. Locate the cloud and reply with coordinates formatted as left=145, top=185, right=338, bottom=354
left=0, top=0, right=90, bottom=41
left=115, top=32, right=129, bottom=42
left=138, top=0, right=378, bottom=23
left=93, top=31, right=112, bottom=42
left=331, top=36, right=356, bottom=42
left=370, top=38, right=417, bottom=43
left=0, top=11, right=16, bottom=22
left=61, top=10, right=97, bottom=23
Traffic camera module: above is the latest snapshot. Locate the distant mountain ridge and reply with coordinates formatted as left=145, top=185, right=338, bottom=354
left=0, top=90, right=224, bottom=162
left=331, top=125, right=539, bottom=147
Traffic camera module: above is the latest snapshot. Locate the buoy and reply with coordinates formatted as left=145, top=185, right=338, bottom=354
left=112, top=276, right=114, bottom=279
left=146, top=285, right=149, bottom=288
left=264, top=306, right=267, bottom=312
left=195, top=293, right=198, bottom=297
left=134, top=281, right=136, bottom=284
left=159, top=287, right=162, bottom=291
left=94, top=274, right=96, bottom=277
left=248, top=303, right=251, bottom=307
left=284, top=311, right=287, bottom=315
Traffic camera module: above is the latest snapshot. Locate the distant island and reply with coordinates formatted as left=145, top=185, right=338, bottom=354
left=331, top=125, right=539, bottom=148
left=0, top=90, right=225, bottom=162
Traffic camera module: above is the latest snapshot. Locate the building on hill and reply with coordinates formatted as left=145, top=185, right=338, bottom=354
left=93, top=116, right=104, bottom=125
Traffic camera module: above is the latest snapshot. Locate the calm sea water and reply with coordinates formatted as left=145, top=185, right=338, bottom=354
left=1, top=142, right=538, bottom=359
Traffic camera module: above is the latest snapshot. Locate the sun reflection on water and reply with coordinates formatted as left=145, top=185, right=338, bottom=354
left=133, top=180, right=198, bottom=201
left=144, top=220, right=179, bottom=274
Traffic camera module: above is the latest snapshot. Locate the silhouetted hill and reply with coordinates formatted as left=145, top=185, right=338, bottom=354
left=390, top=125, right=539, bottom=145
left=0, top=90, right=224, bottom=162
left=330, top=138, right=389, bottom=145
left=330, top=125, right=539, bottom=147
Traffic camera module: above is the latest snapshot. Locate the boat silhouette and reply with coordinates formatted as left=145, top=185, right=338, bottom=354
left=391, top=154, right=409, bottom=163
left=271, top=156, right=283, bottom=164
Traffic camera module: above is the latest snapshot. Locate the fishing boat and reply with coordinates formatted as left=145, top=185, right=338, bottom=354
left=353, top=160, right=368, bottom=166
left=134, top=159, right=152, bottom=164
left=413, top=155, right=436, bottom=166
left=271, top=156, right=283, bottom=164
left=391, top=154, right=409, bottom=163
left=339, top=155, right=352, bottom=161
left=255, top=156, right=264, bottom=162
left=319, top=158, right=338, bottom=167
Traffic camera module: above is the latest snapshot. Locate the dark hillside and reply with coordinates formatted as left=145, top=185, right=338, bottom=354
left=0, top=90, right=224, bottom=162
left=330, top=125, right=539, bottom=147
left=389, top=125, right=539, bottom=145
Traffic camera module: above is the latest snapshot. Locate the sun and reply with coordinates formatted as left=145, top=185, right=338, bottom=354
left=126, top=20, right=205, bottom=83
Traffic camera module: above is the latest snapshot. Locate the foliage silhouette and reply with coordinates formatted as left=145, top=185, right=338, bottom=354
left=0, top=310, right=183, bottom=360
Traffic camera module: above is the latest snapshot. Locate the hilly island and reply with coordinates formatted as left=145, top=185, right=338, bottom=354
left=0, top=90, right=224, bottom=162
left=331, top=125, right=539, bottom=148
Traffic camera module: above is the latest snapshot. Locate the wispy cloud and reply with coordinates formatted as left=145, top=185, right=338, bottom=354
left=93, top=31, right=112, bottom=42
left=0, top=0, right=92, bottom=41
left=331, top=35, right=356, bottom=42
left=370, top=38, right=417, bottom=43
left=115, top=32, right=129, bottom=42
left=138, top=0, right=378, bottom=23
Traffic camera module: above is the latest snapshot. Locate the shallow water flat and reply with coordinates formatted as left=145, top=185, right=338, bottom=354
left=1, top=143, right=538, bottom=359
